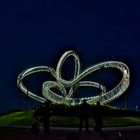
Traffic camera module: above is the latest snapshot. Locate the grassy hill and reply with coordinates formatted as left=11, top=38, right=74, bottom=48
left=0, top=109, right=140, bottom=127
left=0, top=110, right=33, bottom=125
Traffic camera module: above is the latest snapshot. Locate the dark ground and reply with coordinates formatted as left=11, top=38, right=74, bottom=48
left=0, top=126, right=140, bottom=140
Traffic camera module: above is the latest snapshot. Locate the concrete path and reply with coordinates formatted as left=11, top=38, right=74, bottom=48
left=1, top=124, right=140, bottom=131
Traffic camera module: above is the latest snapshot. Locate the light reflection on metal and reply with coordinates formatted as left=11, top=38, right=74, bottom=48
left=17, top=50, right=130, bottom=105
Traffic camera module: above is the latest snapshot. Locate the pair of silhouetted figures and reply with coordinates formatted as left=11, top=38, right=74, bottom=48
left=31, top=100, right=52, bottom=135
left=31, top=99, right=103, bottom=135
left=79, top=100, right=103, bottom=133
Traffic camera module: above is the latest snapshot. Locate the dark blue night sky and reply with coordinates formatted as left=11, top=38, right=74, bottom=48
left=0, top=1, right=140, bottom=113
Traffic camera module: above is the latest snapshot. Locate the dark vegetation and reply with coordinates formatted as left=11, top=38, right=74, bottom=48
left=48, top=104, right=140, bottom=117
left=1, top=104, right=140, bottom=118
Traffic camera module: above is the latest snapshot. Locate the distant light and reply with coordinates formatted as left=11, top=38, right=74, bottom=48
left=136, top=105, right=139, bottom=111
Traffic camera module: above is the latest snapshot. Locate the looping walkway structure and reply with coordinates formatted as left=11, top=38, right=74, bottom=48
left=17, top=50, right=130, bottom=106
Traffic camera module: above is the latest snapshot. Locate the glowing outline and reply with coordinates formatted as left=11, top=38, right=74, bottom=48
left=17, top=50, right=130, bottom=105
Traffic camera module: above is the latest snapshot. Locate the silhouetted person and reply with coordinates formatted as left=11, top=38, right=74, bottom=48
left=31, top=104, right=43, bottom=134
left=93, top=102, right=103, bottom=132
left=79, top=99, right=90, bottom=133
left=40, top=100, right=53, bottom=134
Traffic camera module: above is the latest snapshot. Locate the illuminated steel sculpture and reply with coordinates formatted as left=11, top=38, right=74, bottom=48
left=17, top=50, right=130, bottom=105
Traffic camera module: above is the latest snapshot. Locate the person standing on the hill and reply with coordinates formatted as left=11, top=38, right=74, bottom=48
left=79, top=99, right=90, bottom=133
left=40, top=100, right=53, bottom=135
left=93, top=102, right=103, bottom=132
left=31, top=104, right=43, bottom=134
